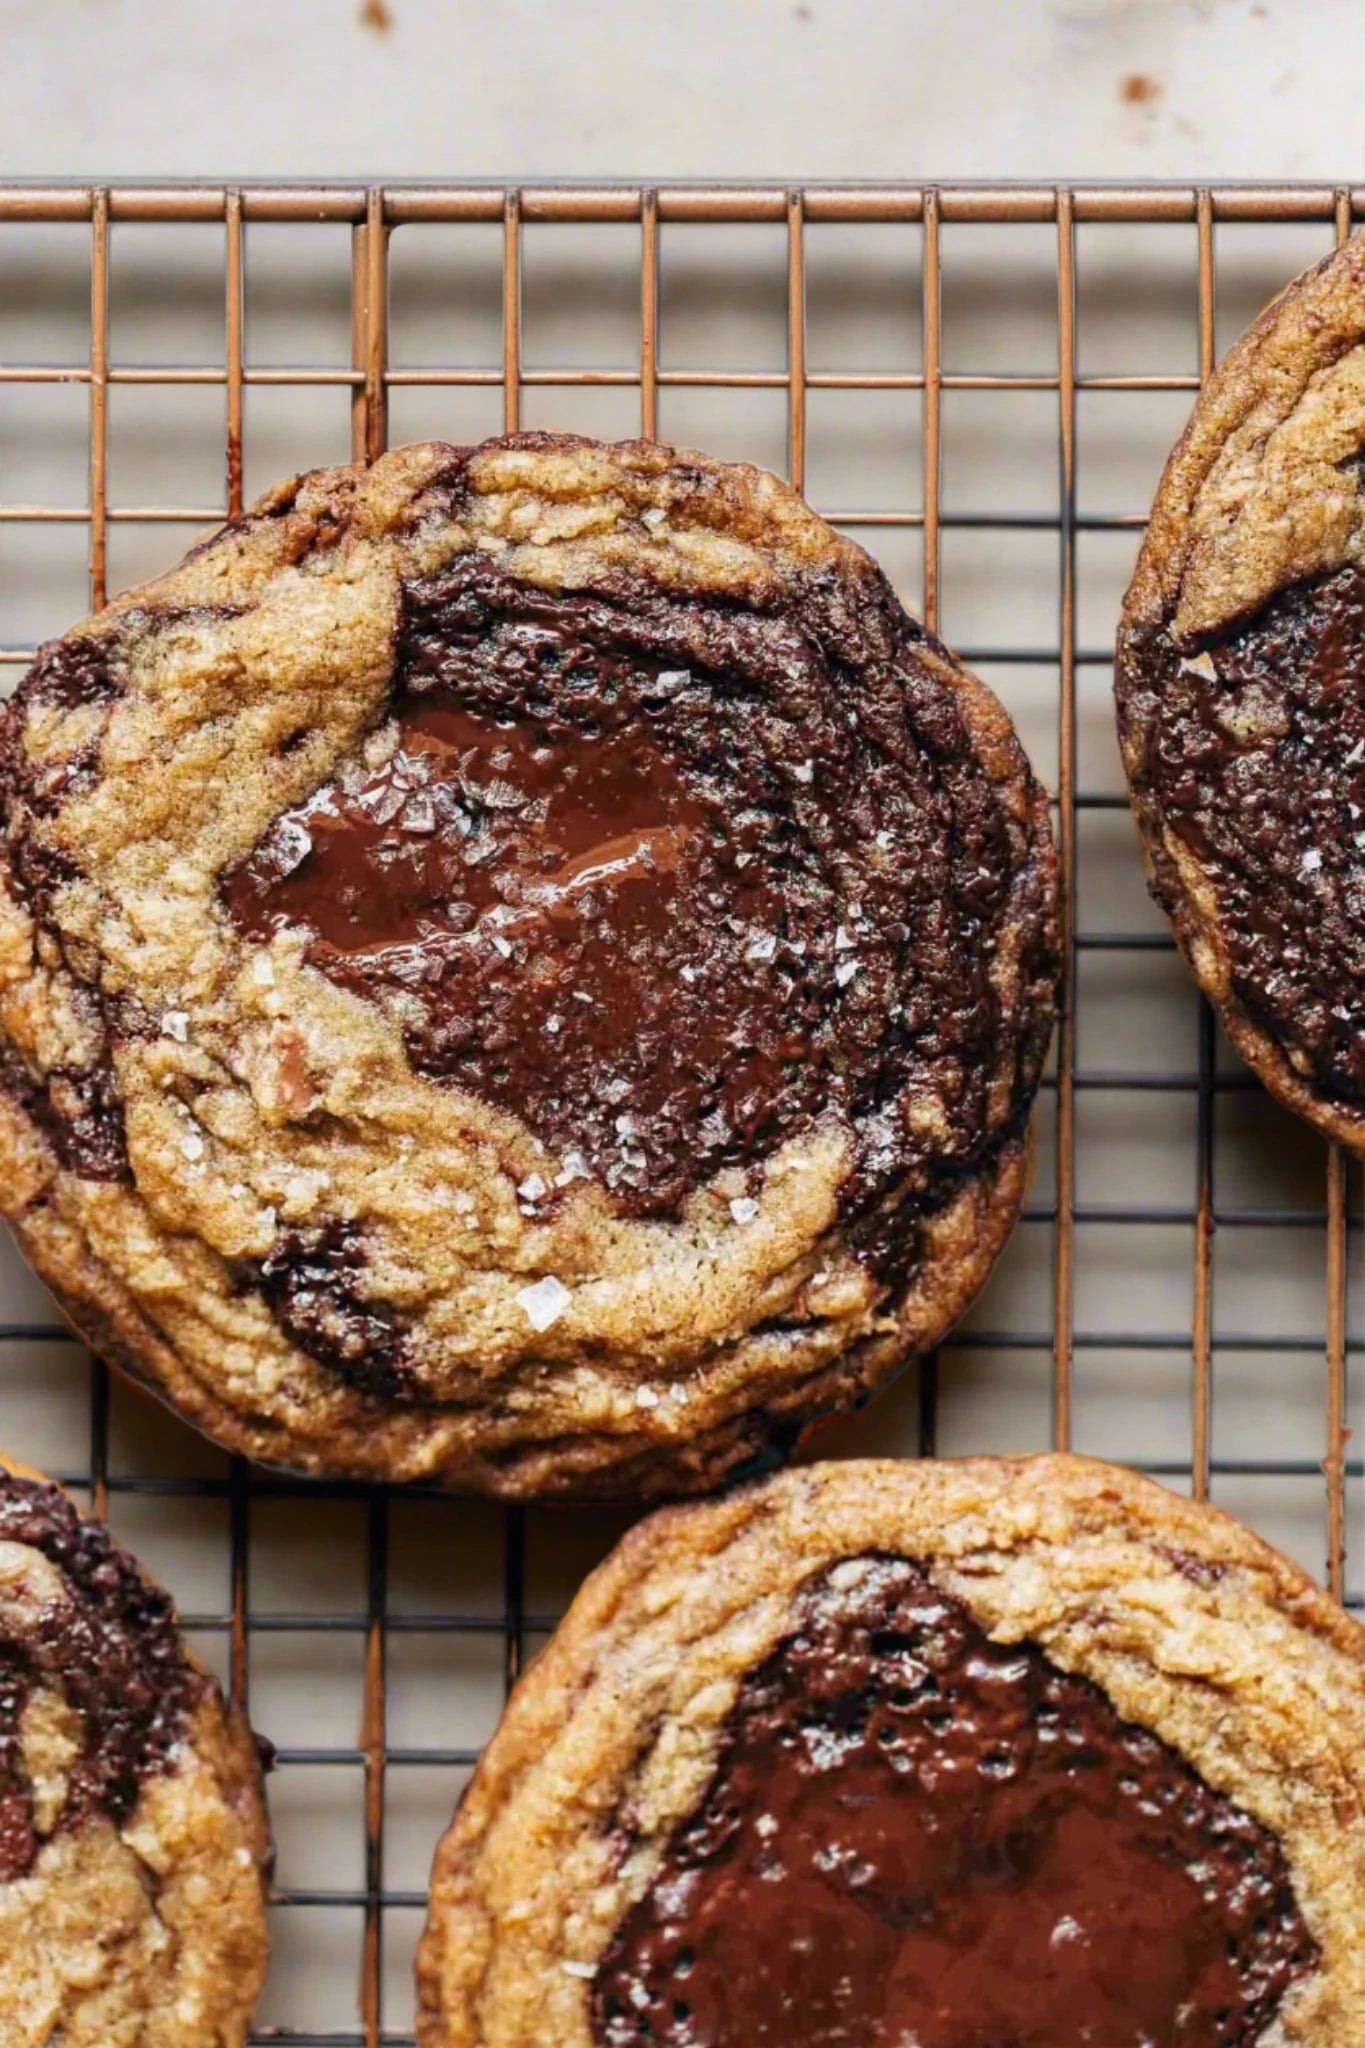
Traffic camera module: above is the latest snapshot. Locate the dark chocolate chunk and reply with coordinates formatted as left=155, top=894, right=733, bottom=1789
left=256, top=1223, right=413, bottom=1397
left=0, top=1473, right=209, bottom=1882
left=592, top=1556, right=1315, bottom=2048
left=0, top=1039, right=130, bottom=1184
left=1119, top=562, right=1365, bottom=1103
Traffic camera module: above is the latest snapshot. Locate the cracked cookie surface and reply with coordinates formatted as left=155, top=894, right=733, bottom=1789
left=416, top=1455, right=1365, bottom=2046
left=0, top=433, right=1057, bottom=1496
left=1119, top=233, right=1365, bottom=1144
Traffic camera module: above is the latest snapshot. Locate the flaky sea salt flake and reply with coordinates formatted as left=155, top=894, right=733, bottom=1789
left=729, top=1196, right=760, bottom=1225
left=161, top=1011, right=189, bottom=1043
left=516, top=1275, right=572, bottom=1332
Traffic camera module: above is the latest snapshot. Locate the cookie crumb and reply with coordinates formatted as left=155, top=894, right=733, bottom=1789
left=1120, top=73, right=1161, bottom=105
left=359, top=0, right=393, bottom=30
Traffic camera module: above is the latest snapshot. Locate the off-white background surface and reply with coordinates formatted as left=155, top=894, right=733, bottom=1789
left=0, top=3, right=1362, bottom=2040
left=0, top=0, right=1362, bottom=184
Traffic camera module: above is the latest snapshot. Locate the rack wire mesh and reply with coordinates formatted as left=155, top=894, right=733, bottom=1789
left=0, top=180, right=1360, bottom=2043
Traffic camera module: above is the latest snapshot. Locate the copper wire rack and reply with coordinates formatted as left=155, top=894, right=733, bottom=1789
left=0, top=179, right=1361, bottom=2043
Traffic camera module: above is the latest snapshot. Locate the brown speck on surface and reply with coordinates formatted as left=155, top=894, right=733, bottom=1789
left=360, top=0, right=393, bottom=32
left=1121, top=72, right=1161, bottom=105
left=794, top=3, right=813, bottom=17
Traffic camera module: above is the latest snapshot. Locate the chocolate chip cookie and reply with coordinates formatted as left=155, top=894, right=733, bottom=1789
left=416, top=1454, right=1365, bottom=2046
left=0, top=1456, right=269, bottom=2044
left=0, top=433, right=1058, bottom=1497
left=1118, top=234, right=1365, bottom=1142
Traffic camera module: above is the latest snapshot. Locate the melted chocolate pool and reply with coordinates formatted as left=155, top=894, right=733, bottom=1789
left=0, top=1473, right=208, bottom=1881
left=1120, top=561, right=1365, bottom=1103
left=592, top=1558, right=1314, bottom=2047
left=225, top=554, right=1056, bottom=1219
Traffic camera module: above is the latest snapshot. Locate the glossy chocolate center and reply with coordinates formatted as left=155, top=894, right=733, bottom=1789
left=592, top=1558, right=1314, bottom=2047
left=1121, top=561, right=1365, bottom=1102
left=224, top=555, right=1053, bottom=1221
left=0, top=1474, right=208, bottom=1881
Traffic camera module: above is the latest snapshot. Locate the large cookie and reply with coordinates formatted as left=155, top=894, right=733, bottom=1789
left=1119, top=233, right=1365, bottom=1140
left=0, top=1458, right=269, bottom=2044
left=416, top=1455, right=1365, bottom=2046
left=0, top=434, right=1057, bottom=1496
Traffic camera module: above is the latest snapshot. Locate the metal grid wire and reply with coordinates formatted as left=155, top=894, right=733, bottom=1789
left=0, top=180, right=1361, bottom=2043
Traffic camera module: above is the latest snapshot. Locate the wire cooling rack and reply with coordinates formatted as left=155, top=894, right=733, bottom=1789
left=0, top=180, right=1361, bottom=2043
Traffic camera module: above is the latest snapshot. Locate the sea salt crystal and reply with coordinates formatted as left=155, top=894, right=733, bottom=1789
left=835, top=924, right=856, bottom=951
left=679, top=964, right=697, bottom=983
left=641, top=506, right=667, bottom=530
left=1181, top=650, right=1218, bottom=680
left=517, top=1173, right=548, bottom=1203
left=401, top=792, right=436, bottom=835
left=615, top=1114, right=636, bottom=1138
left=516, top=1275, right=571, bottom=1332
left=554, top=1149, right=590, bottom=1188
left=729, top=1196, right=760, bottom=1225
left=251, top=954, right=275, bottom=988
left=180, top=1132, right=204, bottom=1162
left=546, top=1015, right=561, bottom=1035
left=161, top=1011, right=189, bottom=1042
left=1302, top=849, right=1323, bottom=873
left=835, top=958, right=860, bottom=987
left=745, top=930, right=778, bottom=963
left=562, top=1959, right=597, bottom=1980
left=491, top=934, right=514, bottom=959
left=635, top=1386, right=660, bottom=1409
left=793, top=759, right=815, bottom=784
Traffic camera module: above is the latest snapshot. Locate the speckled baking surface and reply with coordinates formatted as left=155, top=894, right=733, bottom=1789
left=0, top=183, right=1360, bottom=2041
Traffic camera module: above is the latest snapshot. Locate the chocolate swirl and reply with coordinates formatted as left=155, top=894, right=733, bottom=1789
left=226, top=552, right=1057, bottom=1223
left=0, top=1473, right=208, bottom=1882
